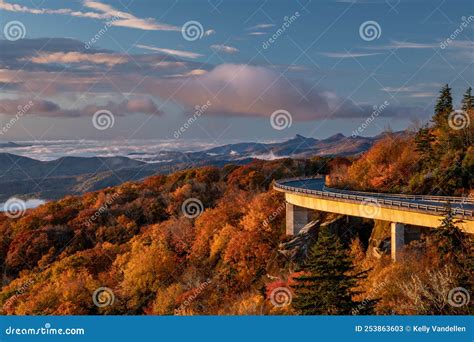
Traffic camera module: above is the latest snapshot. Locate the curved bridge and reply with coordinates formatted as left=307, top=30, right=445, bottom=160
left=274, top=177, right=474, bottom=260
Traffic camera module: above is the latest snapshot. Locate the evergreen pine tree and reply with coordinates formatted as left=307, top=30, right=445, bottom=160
left=435, top=207, right=473, bottom=295
left=461, top=87, right=473, bottom=111
left=436, top=207, right=469, bottom=265
left=291, top=228, right=374, bottom=315
left=433, top=84, right=453, bottom=129
left=414, top=124, right=435, bottom=166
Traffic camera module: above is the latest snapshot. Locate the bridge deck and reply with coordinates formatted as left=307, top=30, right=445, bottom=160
left=274, top=177, right=474, bottom=234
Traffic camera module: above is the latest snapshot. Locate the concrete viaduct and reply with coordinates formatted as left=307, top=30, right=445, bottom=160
left=274, top=177, right=474, bottom=261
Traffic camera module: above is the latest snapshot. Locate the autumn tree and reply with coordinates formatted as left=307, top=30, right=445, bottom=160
left=117, top=228, right=177, bottom=313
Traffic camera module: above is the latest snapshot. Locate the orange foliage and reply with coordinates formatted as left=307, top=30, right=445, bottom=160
left=334, top=134, right=420, bottom=192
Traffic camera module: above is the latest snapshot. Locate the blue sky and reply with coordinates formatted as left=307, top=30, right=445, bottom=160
left=0, top=0, right=472, bottom=143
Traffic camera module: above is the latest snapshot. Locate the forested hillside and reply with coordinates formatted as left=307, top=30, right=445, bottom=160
left=0, top=159, right=327, bottom=314
left=0, top=86, right=472, bottom=315
left=331, top=85, right=473, bottom=196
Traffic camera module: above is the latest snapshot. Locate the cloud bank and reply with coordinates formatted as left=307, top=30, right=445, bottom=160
left=0, top=38, right=423, bottom=121
left=139, top=64, right=420, bottom=120
left=0, top=98, right=162, bottom=117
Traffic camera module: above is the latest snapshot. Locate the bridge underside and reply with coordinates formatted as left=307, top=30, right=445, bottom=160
left=284, top=193, right=474, bottom=234
left=284, top=193, right=473, bottom=261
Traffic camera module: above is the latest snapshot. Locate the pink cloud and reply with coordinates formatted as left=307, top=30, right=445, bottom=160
left=28, top=52, right=128, bottom=67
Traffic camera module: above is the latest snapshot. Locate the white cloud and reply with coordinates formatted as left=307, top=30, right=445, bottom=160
left=0, top=0, right=107, bottom=18
left=0, top=0, right=180, bottom=31
left=210, top=44, right=239, bottom=54
left=205, top=29, right=216, bottom=36
left=319, top=51, right=382, bottom=58
left=370, top=40, right=439, bottom=50
left=446, top=40, right=472, bottom=49
left=83, top=0, right=179, bottom=31
left=247, top=23, right=275, bottom=30
left=369, top=39, right=473, bottom=54
left=136, top=44, right=203, bottom=59
left=410, top=92, right=437, bottom=98
left=381, top=83, right=443, bottom=93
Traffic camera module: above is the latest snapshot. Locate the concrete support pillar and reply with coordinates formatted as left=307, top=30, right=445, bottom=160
left=391, top=222, right=405, bottom=262
left=286, top=203, right=310, bottom=235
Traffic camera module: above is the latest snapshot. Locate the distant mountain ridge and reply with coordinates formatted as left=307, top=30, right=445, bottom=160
left=0, top=132, right=404, bottom=201
left=0, top=154, right=146, bottom=181
left=131, top=132, right=400, bottom=164
left=0, top=142, right=26, bottom=148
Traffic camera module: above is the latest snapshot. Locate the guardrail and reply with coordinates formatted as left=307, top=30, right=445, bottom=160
left=322, top=185, right=474, bottom=204
left=274, top=177, right=474, bottom=220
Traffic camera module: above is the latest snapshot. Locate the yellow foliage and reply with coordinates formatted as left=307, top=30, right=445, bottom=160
left=118, top=230, right=176, bottom=309
left=209, top=224, right=235, bottom=262
left=150, top=284, right=184, bottom=315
